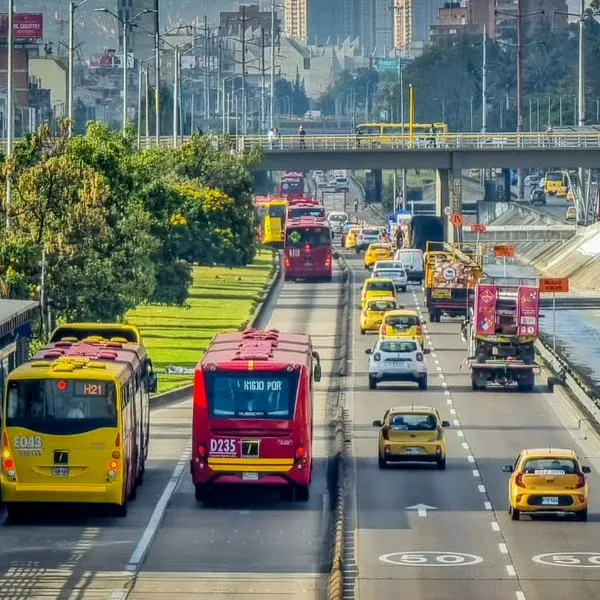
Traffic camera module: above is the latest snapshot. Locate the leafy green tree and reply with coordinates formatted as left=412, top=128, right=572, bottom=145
left=274, top=76, right=310, bottom=117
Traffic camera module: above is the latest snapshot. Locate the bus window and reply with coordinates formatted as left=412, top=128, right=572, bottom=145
left=356, top=125, right=381, bottom=135
left=286, top=227, right=331, bottom=248
left=6, top=379, right=118, bottom=435
left=204, top=371, right=300, bottom=419
left=268, top=205, right=286, bottom=219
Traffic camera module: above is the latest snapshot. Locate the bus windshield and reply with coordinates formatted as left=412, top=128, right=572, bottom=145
left=288, top=207, right=325, bottom=219
left=268, top=205, right=286, bottom=219
left=546, top=172, right=563, bottom=181
left=280, top=180, right=302, bottom=192
left=5, top=379, right=118, bottom=435
left=204, top=371, right=300, bottom=420
left=286, top=227, right=331, bottom=248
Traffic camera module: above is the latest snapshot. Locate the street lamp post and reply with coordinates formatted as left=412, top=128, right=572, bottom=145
left=5, top=0, right=14, bottom=228
left=95, top=7, right=157, bottom=132
left=68, top=0, right=91, bottom=137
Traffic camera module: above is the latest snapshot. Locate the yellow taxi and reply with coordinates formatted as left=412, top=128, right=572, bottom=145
left=361, top=278, right=397, bottom=310
left=503, top=448, right=591, bottom=521
left=345, top=226, right=361, bottom=250
left=364, top=242, right=394, bottom=270
left=566, top=206, right=576, bottom=221
left=360, top=297, right=398, bottom=335
left=372, top=405, right=449, bottom=469
left=379, top=309, right=424, bottom=346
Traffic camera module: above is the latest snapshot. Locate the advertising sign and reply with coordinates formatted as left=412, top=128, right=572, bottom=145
left=474, top=284, right=498, bottom=335
left=539, top=277, right=569, bottom=293
left=376, top=58, right=399, bottom=71
left=517, top=286, right=539, bottom=336
left=0, top=13, right=43, bottom=40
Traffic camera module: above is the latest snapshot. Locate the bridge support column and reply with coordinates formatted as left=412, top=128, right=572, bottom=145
left=435, top=168, right=453, bottom=243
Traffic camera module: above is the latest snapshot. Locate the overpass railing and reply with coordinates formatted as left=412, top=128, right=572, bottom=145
left=236, top=133, right=600, bottom=152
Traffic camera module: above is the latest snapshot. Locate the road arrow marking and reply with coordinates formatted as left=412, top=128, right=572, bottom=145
left=406, top=503, right=438, bottom=517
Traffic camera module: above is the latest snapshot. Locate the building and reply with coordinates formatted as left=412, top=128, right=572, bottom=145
left=374, top=0, right=395, bottom=55
left=393, top=0, right=446, bottom=53
left=220, top=4, right=281, bottom=41
left=470, top=0, right=497, bottom=38
left=284, top=0, right=308, bottom=40
left=393, top=0, right=412, bottom=53
left=430, top=2, right=482, bottom=43
left=0, top=300, right=38, bottom=396
left=117, top=0, right=158, bottom=64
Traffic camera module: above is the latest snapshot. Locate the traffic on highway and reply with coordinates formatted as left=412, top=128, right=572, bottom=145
left=1, top=172, right=600, bottom=600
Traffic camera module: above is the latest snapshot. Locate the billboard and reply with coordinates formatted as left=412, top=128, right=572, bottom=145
left=0, top=14, right=43, bottom=41
left=474, top=284, right=498, bottom=335
left=516, top=286, right=539, bottom=337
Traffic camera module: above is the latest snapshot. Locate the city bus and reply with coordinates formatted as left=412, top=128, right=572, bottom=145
left=285, top=202, right=326, bottom=221
left=1, top=335, right=157, bottom=518
left=49, top=322, right=144, bottom=345
left=544, top=171, right=568, bottom=197
left=253, top=196, right=272, bottom=244
left=284, top=216, right=333, bottom=281
left=263, top=198, right=289, bottom=246
left=356, top=122, right=449, bottom=146
left=279, top=172, right=305, bottom=200
left=190, top=328, right=322, bottom=502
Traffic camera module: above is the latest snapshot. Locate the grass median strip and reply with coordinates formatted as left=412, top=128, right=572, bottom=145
left=126, top=249, right=276, bottom=395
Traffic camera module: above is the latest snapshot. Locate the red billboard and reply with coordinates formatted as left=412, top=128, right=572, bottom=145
left=0, top=14, right=43, bottom=41
left=517, top=286, right=539, bottom=337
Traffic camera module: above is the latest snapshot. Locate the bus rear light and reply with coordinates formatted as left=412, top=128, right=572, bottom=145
left=197, top=444, right=207, bottom=458
left=284, top=257, right=290, bottom=267
left=295, top=447, right=306, bottom=459
left=1, top=431, right=7, bottom=448
left=109, top=459, right=119, bottom=470
left=304, top=244, right=311, bottom=253
left=112, top=450, right=121, bottom=459
left=325, top=255, right=332, bottom=267
left=115, top=433, right=120, bottom=448
left=4, top=458, right=14, bottom=470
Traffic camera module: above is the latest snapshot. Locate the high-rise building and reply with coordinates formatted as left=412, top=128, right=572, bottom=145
left=469, top=0, right=497, bottom=38
left=220, top=4, right=281, bottom=42
left=393, top=0, right=412, bottom=53
left=393, top=0, right=445, bottom=52
left=374, top=0, right=394, bottom=55
left=117, top=0, right=158, bottom=64
left=284, top=0, right=308, bottom=40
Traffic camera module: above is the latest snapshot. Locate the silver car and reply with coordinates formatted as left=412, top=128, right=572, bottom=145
left=366, top=339, right=429, bottom=390
left=372, top=261, right=408, bottom=292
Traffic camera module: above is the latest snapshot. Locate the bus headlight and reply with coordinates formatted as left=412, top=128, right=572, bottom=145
left=107, top=470, right=116, bottom=478
left=7, top=469, right=15, bottom=478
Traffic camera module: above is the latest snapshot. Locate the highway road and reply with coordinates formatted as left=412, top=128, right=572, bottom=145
left=341, top=241, right=600, bottom=600
left=0, top=256, right=346, bottom=599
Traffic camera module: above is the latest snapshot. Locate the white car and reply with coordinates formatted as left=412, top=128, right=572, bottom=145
left=327, top=211, right=349, bottom=234
left=313, top=170, right=324, bottom=181
left=372, top=261, right=408, bottom=292
left=334, top=176, right=350, bottom=191
left=366, top=339, right=429, bottom=390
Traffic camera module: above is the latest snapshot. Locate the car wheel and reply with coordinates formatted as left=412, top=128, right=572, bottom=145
left=576, top=508, right=588, bottom=522
left=112, top=501, right=128, bottom=518
left=368, top=376, right=377, bottom=390
left=295, top=485, right=310, bottom=502
left=378, top=455, right=387, bottom=469
left=194, top=484, right=208, bottom=502
left=510, top=506, right=520, bottom=521
left=436, top=457, right=446, bottom=470
left=401, top=286, right=407, bottom=292
left=418, top=376, right=428, bottom=391
left=360, top=328, right=365, bottom=335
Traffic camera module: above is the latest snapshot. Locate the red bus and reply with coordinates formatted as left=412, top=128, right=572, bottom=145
left=279, top=173, right=305, bottom=200
left=284, top=216, right=333, bottom=281
left=286, top=203, right=326, bottom=221
left=191, top=329, right=322, bottom=502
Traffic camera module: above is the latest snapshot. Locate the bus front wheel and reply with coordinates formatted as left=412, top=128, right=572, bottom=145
left=195, top=484, right=208, bottom=502
left=295, top=485, right=310, bottom=502
left=112, top=501, right=128, bottom=518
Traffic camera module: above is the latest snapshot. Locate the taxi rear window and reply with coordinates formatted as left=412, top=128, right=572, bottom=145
left=522, top=458, right=578, bottom=474
left=389, top=413, right=437, bottom=431
left=386, top=315, right=418, bottom=327
left=368, top=301, right=396, bottom=311
left=380, top=341, right=417, bottom=353
left=367, top=281, right=394, bottom=292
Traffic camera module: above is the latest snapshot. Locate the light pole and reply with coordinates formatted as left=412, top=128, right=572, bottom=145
left=5, top=0, right=14, bottom=228
left=481, top=23, right=487, bottom=133
left=95, top=7, right=157, bottom=132
left=68, top=0, right=91, bottom=137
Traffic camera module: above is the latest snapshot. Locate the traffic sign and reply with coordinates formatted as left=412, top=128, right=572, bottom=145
left=443, top=206, right=453, bottom=216
left=450, top=213, right=464, bottom=227
left=470, top=223, right=487, bottom=233
left=494, top=245, right=515, bottom=258
left=442, top=266, right=457, bottom=281
left=539, top=277, right=569, bottom=293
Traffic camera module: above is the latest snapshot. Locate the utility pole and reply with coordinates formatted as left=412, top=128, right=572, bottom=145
left=173, top=44, right=179, bottom=147
left=203, top=15, right=209, bottom=124
left=481, top=23, right=487, bottom=133
left=241, top=5, right=247, bottom=135
left=269, top=0, right=276, bottom=130
left=260, top=26, right=266, bottom=132
left=5, top=0, right=14, bottom=228
left=155, top=30, right=160, bottom=144
left=516, top=0, right=524, bottom=201
left=145, top=66, right=150, bottom=146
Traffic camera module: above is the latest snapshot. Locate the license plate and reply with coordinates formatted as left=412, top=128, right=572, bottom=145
left=542, top=496, right=559, bottom=505
left=53, top=467, right=69, bottom=477
left=432, top=289, right=451, bottom=299
left=404, top=447, right=423, bottom=455
left=242, top=472, right=259, bottom=481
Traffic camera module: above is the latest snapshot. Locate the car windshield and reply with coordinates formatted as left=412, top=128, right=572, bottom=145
left=286, top=226, right=331, bottom=247
left=289, top=207, right=325, bottom=218
left=377, top=271, right=403, bottom=279
left=328, top=214, right=346, bottom=222
left=386, top=315, right=418, bottom=328
left=522, top=458, right=578, bottom=475
left=389, top=413, right=437, bottom=431
left=546, top=172, right=562, bottom=181
left=204, top=371, right=300, bottom=420
left=367, top=281, right=395, bottom=292
left=380, top=341, right=417, bottom=353
left=376, top=262, right=403, bottom=270
left=368, top=300, right=396, bottom=312
left=362, top=230, right=379, bottom=237
left=370, top=245, right=389, bottom=251
left=5, top=379, right=118, bottom=435
left=269, top=205, right=286, bottom=218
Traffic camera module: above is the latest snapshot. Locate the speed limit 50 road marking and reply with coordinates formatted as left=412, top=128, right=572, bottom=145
left=379, top=551, right=484, bottom=567
left=533, top=552, right=600, bottom=567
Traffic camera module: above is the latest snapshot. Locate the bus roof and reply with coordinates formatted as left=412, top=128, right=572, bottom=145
left=285, top=216, right=330, bottom=229
left=49, top=323, right=142, bottom=345
left=9, top=341, right=140, bottom=383
left=200, top=329, right=313, bottom=371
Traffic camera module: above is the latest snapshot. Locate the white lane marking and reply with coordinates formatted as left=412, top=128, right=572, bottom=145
left=506, top=565, right=516, bottom=577
left=467, top=455, right=475, bottom=463
left=491, top=521, right=500, bottom=532
left=432, top=353, right=437, bottom=358
left=516, top=592, right=527, bottom=600
left=444, top=390, right=451, bottom=395
left=447, top=398, right=453, bottom=405
left=442, top=381, right=448, bottom=388
left=436, top=366, right=442, bottom=372
left=434, top=359, right=440, bottom=365
left=457, top=430, right=464, bottom=438
left=484, top=501, right=492, bottom=510
left=472, top=469, right=480, bottom=477
left=499, top=543, right=508, bottom=554
left=449, top=408, right=456, bottom=415
left=478, top=484, right=486, bottom=493
left=453, top=419, right=460, bottom=427
left=123, top=443, right=192, bottom=574
left=462, top=442, right=469, bottom=450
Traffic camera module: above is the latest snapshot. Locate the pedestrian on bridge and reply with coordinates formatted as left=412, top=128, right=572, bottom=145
left=298, top=125, right=306, bottom=149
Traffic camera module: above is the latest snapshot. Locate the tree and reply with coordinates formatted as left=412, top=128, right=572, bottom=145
left=317, top=69, right=379, bottom=117
left=274, top=77, right=310, bottom=117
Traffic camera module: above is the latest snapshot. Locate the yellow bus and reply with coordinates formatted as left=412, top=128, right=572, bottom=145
left=49, top=322, right=144, bottom=344
left=544, top=171, right=568, bottom=197
left=263, top=198, right=288, bottom=246
left=1, top=334, right=157, bottom=518
left=356, top=122, right=449, bottom=136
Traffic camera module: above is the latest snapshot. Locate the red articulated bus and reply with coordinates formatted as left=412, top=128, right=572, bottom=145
left=285, top=202, right=326, bottom=221
left=191, top=329, right=322, bottom=502
left=279, top=172, right=305, bottom=200
left=284, top=216, right=333, bottom=282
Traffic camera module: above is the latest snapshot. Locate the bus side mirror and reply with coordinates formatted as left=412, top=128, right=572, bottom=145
left=582, top=465, right=591, bottom=474
left=148, top=372, right=158, bottom=393
left=313, top=364, right=322, bottom=382
left=372, top=420, right=383, bottom=427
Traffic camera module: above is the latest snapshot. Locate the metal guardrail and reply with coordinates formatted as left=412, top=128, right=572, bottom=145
left=236, top=133, right=600, bottom=152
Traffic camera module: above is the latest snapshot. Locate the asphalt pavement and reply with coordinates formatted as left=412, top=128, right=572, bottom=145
left=341, top=243, right=600, bottom=600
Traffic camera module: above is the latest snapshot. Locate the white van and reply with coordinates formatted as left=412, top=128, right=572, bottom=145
left=393, top=249, right=424, bottom=284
